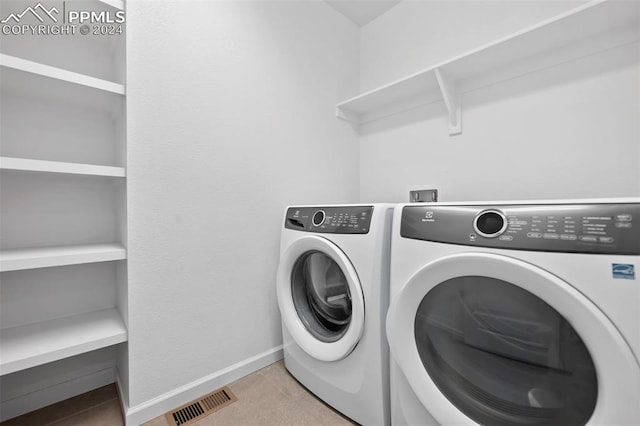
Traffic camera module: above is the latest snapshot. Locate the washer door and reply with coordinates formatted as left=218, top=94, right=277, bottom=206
left=277, top=235, right=365, bottom=362
left=387, top=252, right=640, bottom=426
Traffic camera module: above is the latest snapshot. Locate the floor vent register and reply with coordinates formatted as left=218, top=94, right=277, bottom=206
left=165, top=386, right=238, bottom=426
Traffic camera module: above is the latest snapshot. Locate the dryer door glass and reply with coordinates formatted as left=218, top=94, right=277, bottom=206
left=414, top=276, right=597, bottom=426
left=291, top=251, right=352, bottom=343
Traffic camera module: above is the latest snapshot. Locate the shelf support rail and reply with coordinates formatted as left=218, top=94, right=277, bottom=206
left=435, top=68, right=462, bottom=135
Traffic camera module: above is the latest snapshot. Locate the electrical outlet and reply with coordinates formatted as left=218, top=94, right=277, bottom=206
left=410, top=189, right=438, bottom=203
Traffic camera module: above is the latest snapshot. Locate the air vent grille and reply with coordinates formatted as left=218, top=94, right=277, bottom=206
left=165, top=386, right=237, bottom=426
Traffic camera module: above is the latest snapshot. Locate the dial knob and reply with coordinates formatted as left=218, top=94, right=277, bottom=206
left=312, top=210, right=326, bottom=227
left=473, top=209, right=508, bottom=238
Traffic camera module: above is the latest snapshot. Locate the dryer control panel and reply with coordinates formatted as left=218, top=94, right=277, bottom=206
left=285, top=206, right=373, bottom=234
left=401, top=203, right=640, bottom=255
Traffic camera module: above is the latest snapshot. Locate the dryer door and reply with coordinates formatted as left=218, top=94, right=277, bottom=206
left=277, top=235, right=365, bottom=362
left=387, top=252, right=640, bottom=426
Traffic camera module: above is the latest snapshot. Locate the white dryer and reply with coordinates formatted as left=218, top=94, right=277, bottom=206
left=387, top=199, right=640, bottom=426
left=277, top=204, right=393, bottom=426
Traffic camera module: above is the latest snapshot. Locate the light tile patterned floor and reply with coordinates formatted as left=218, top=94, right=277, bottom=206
left=145, top=361, right=356, bottom=426
left=1, top=361, right=357, bottom=426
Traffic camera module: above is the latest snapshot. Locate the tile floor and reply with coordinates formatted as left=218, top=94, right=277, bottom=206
left=1, top=360, right=357, bottom=426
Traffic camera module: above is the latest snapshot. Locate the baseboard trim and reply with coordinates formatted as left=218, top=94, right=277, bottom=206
left=0, top=367, right=116, bottom=422
left=122, top=345, right=283, bottom=426
left=114, top=370, right=128, bottom=425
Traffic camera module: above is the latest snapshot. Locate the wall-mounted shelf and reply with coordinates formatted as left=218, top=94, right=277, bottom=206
left=0, top=308, right=127, bottom=376
left=0, top=157, right=125, bottom=177
left=0, top=54, right=125, bottom=95
left=336, top=0, right=640, bottom=134
left=0, top=244, right=126, bottom=272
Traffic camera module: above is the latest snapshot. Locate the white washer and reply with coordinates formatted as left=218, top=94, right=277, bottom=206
left=277, top=204, right=393, bottom=426
left=387, top=199, right=640, bottom=426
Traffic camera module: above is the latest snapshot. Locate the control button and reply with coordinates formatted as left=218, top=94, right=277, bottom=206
left=579, top=236, right=598, bottom=242
left=508, top=220, right=528, bottom=226
left=543, top=233, right=559, bottom=239
left=312, top=210, right=326, bottom=227
left=616, top=214, right=632, bottom=222
left=527, top=232, right=542, bottom=238
left=473, top=210, right=508, bottom=238
left=615, top=222, right=632, bottom=228
left=498, top=235, right=513, bottom=241
left=599, top=237, right=614, bottom=243
left=560, top=234, right=577, bottom=241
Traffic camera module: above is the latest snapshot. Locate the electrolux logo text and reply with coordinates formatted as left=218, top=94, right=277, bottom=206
left=1, top=2, right=125, bottom=36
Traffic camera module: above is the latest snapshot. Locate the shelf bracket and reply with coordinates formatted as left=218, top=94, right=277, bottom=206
left=335, top=106, right=360, bottom=125
left=435, top=68, right=462, bottom=135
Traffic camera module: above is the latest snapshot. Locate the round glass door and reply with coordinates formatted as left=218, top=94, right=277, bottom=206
left=387, top=253, right=640, bottom=426
left=276, top=235, right=365, bottom=361
left=415, top=276, right=597, bottom=426
left=291, top=251, right=352, bottom=342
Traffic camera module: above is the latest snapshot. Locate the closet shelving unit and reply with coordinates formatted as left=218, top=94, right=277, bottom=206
left=0, top=156, right=126, bottom=177
left=336, top=0, right=640, bottom=134
left=0, top=54, right=125, bottom=95
left=0, top=0, right=127, bottom=413
left=0, top=308, right=127, bottom=376
left=0, top=244, right=127, bottom=272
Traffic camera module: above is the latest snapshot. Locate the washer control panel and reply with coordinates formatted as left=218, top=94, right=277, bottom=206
left=401, top=203, right=640, bottom=254
left=285, top=206, right=373, bottom=234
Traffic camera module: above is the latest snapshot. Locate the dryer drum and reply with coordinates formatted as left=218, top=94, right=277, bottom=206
left=291, top=251, right=352, bottom=343
left=414, top=276, right=597, bottom=426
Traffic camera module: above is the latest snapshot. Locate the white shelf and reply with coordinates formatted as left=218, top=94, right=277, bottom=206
left=0, top=54, right=125, bottom=95
left=0, top=308, right=127, bottom=376
left=0, top=157, right=125, bottom=178
left=99, top=0, right=125, bottom=10
left=0, top=244, right=126, bottom=272
left=336, top=0, right=640, bottom=133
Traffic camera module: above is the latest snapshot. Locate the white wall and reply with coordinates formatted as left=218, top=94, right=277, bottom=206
left=359, top=0, right=640, bottom=202
left=359, top=1, right=584, bottom=91
left=125, top=0, right=358, bottom=418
